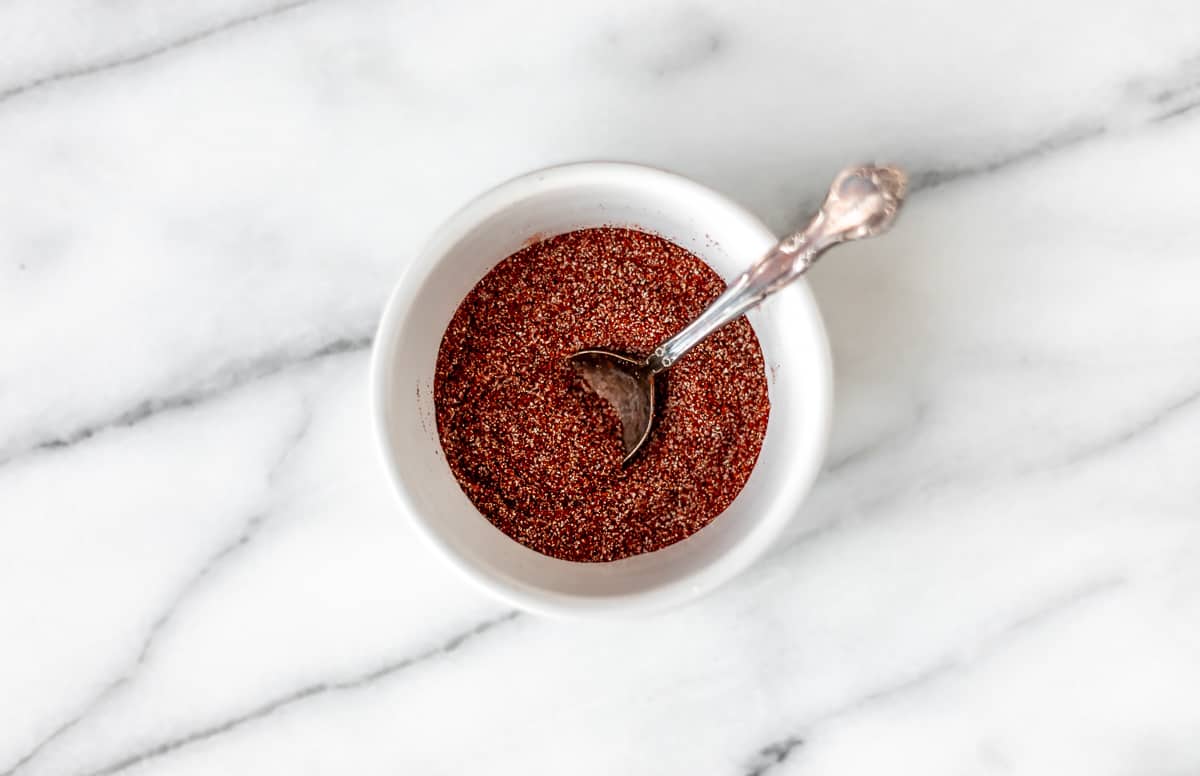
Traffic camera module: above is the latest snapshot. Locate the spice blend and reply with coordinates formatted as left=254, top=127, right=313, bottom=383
left=433, top=228, right=770, bottom=562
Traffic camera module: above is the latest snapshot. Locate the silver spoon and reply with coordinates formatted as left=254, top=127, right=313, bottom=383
left=569, top=164, right=907, bottom=465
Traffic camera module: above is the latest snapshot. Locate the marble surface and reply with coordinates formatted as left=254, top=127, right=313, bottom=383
left=3, top=1, right=1200, bottom=773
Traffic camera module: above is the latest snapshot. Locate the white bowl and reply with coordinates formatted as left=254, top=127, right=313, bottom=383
left=370, top=162, right=832, bottom=617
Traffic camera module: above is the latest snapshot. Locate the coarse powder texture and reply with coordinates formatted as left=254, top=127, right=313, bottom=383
left=433, top=227, right=771, bottom=562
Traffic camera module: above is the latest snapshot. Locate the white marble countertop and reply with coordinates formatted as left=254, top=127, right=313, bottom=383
left=4, top=1, right=1200, bottom=774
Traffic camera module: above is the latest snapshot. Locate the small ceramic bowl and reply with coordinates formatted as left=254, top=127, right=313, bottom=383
left=370, top=162, right=832, bottom=617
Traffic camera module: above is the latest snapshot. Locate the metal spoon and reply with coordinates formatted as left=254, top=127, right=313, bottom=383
left=569, top=164, right=907, bottom=465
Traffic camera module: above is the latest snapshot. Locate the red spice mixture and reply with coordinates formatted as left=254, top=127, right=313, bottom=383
left=433, top=228, right=770, bottom=562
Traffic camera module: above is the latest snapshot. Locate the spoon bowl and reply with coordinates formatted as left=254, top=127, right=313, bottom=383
left=568, top=349, right=658, bottom=465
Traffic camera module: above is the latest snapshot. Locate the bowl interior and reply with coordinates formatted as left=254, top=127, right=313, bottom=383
left=373, top=164, right=831, bottom=615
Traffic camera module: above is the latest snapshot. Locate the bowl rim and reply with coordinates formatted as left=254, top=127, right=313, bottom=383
left=369, top=161, right=833, bottom=617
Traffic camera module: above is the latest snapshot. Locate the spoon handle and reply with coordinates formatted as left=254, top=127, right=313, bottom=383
left=644, top=165, right=906, bottom=373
